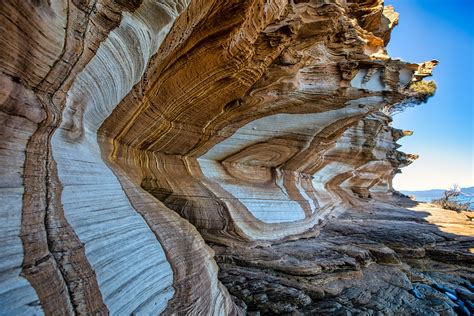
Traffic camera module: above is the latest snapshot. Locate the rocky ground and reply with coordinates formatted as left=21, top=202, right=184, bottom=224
left=213, top=197, right=474, bottom=315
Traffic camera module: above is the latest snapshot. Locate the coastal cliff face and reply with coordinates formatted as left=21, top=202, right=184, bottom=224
left=1, top=0, right=472, bottom=315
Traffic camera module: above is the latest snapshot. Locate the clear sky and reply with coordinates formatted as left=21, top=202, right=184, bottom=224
left=385, top=0, right=474, bottom=190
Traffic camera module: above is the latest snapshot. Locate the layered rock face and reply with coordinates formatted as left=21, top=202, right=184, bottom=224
left=1, top=0, right=471, bottom=315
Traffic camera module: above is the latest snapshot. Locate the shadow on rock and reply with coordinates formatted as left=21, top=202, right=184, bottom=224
left=211, top=196, right=474, bottom=315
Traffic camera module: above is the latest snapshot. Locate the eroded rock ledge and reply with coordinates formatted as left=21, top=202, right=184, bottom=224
left=214, top=197, right=474, bottom=314
left=1, top=0, right=471, bottom=315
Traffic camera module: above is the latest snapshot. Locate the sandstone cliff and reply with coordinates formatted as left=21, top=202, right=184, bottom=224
left=0, top=0, right=472, bottom=315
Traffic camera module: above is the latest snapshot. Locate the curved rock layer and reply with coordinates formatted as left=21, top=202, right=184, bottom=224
left=100, top=0, right=430, bottom=243
left=0, top=0, right=445, bottom=314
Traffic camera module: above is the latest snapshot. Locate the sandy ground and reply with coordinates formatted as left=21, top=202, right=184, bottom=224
left=409, top=202, right=474, bottom=237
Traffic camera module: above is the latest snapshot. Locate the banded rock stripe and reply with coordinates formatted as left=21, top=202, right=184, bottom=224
left=1, top=0, right=434, bottom=314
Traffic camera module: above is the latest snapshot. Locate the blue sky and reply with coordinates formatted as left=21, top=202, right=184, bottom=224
left=385, top=0, right=474, bottom=190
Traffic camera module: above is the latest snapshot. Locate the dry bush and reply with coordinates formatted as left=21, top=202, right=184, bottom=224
left=432, top=185, right=470, bottom=213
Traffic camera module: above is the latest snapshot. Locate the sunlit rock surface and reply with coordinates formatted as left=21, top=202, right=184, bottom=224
left=0, top=0, right=471, bottom=315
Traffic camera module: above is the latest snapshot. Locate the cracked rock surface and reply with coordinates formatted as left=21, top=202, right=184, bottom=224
left=215, top=198, right=474, bottom=315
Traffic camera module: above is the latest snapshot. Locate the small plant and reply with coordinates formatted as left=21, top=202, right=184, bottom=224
left=432, top=184, right=470, bottom=213
left=409, top=80, right=436, bottom=97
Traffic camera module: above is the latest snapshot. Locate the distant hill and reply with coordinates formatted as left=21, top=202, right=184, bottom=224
left=400, top=189, right=444, bottom=198
left=401, top=187, right=474, bottom=197
left=400, top=187, right=474, bottom=209
left=461, top=187, right=474, bottom=195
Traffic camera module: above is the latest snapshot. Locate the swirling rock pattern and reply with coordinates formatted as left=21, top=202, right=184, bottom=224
left=1, top=0, right=470, bottom=315
left=100, top=0, right=429, bottom=244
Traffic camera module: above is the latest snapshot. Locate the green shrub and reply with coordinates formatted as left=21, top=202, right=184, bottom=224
left=409, top=80, right=436, bottom=97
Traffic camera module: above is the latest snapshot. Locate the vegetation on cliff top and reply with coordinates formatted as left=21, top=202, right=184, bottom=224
left=409, top=80, right=437, bottom=98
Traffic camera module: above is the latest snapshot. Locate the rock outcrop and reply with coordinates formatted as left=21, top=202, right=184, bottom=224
left=215, top=197, right=474, bottom=314
left=1, top=0, right=471, bottom=315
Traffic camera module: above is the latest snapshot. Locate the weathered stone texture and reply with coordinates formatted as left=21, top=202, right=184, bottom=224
left=1, top=0, right=471, bottom=315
